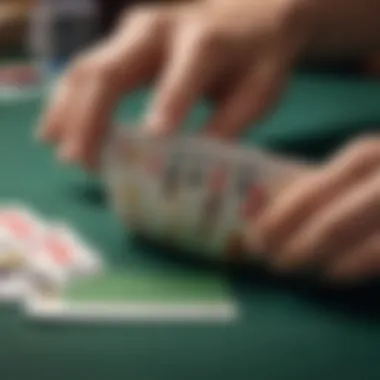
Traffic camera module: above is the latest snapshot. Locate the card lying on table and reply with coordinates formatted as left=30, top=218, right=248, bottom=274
left=0, top=203, right=103, bottom=302
left=25, top=270, right=238, bottom=323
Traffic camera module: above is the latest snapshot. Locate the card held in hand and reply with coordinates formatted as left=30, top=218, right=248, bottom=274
left=103, top=129, right=306, bottom=262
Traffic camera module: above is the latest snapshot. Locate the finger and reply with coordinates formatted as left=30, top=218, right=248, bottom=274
left=39, top=4, right=172, bottom=150
left=37, top=71, right=80, bottom=144
left=204, top=53, right=289, bottom=139
left=145, top=18, right=220, bottom=135
left=111, top=7, right=173, bottom=84
left=54, top=8, right=171, bottom=168
left=272, top=169, right=380, bottom=271
left=206, top=69, right=242, bottom=105
left=37, top=40, right=116, bottom=145
left=58, top=74, right=119, bottom=170
left=325, top=233, right=380, bottom=283
left=255, top=137, right=380, bottom=254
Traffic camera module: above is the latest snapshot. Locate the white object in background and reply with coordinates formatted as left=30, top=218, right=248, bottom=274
left=29, top=0, right=100, bottom=82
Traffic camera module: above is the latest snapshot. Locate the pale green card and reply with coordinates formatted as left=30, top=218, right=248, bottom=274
left=26, top=270, right=238, bottom=323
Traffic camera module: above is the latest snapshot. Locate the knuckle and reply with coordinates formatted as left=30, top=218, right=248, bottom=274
left=349, top=136, right=380, bottom=161
left=125, top=6, right=166, bottom=32
left=338, top=135, right=380, bottom=177
left=184, top=20, right=222, bottom=55
left=199, top=27, right=222, bottom=53
left=71, top=54, right=120, bottom=84
left=93, top=60, right=119, bottom=82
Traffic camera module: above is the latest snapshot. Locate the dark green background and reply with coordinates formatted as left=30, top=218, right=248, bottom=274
left=1, top=72, right=380, bottom=380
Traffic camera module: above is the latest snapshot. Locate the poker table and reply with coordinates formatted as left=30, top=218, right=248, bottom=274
left=1, top=72, right=380, bottom=380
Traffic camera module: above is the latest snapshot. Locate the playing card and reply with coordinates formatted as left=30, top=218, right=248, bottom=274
left=103, top=129, right=306, bottom=261
left=198, top=157, right=231, bottom=252
left=104, top=130, right=145, bottom=230
left=157, top=139, right=190, bottom=245
left=0, top=205, right=45, bottom=300
left=25, top=270, right=238, bottom=323
left=0, top=206, right=43, bottom=269
left=219, top=158, right=265, bottom=262
left=136, top=135, right=169, bottom=238
left=27, top=223, right=102, bottom=297
left=170, top=138, right=212, bottom=254
left=0, top=271, right=27, bottom=301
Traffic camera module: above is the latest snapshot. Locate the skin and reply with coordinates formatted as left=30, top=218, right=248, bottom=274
left=252, top=137, right=380, bottom=283
left=38, top=0, right=380, bottom=283
left=37, top=0, right=309, bottom=168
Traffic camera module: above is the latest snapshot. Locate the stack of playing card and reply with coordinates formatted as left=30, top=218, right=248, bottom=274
left=0, top=203, right=237, bottom=324
left=0, top=204, right=102, bottom=302
left=103, top=128, right=308, bottom=262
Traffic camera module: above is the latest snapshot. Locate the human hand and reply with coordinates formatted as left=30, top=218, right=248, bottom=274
left=37, top=0, right=310, bottom=169
left=249, top=136, right=380, bottom=283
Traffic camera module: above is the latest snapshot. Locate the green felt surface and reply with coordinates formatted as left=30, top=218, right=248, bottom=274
left=0, top=73, right=380, bottom=380
left=64, top=271, right=233, bottom=303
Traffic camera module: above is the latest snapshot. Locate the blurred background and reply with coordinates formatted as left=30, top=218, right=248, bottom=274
left=0, top=0, right=379, bottom=109
left=0, top=0, right=380, bottom=86
left=0, top=0, right=197, bottom=96
left=1, top=0, right=380, bottom=71
left=0, top=0, right=181, bottom=53
left=1, top=0, right=126, bottom=61
left=0, top=0, right=380, bottom=93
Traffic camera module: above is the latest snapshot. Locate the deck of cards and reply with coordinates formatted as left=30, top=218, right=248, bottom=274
left=103, top=128, right=305, bottom=262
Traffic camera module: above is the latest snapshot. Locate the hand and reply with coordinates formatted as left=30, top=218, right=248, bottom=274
left=249, top=136, right=380, bottom=283
left=37, top=0, right=310, bottom=169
